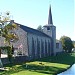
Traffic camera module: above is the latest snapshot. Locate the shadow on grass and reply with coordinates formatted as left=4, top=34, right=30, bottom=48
left=0, top=53, right=75, bottom=75
left=23, top=64, right=67, bottom=75
left=37, top=52, right=75, bottom=65
left=0, top=63, right=66, bottom=75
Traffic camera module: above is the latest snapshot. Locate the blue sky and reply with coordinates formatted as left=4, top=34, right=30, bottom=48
left=0, top=0, right=74, bottom=40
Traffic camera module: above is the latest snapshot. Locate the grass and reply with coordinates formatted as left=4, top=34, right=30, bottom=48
left=0, top=52, right=75, bottom=75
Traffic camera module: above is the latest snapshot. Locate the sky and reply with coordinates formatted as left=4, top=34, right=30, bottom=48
left=0, top=0, right=74, bottom=40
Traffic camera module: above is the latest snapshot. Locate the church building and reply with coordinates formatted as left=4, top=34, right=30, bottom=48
left=0, top=6, right=63, bottom=60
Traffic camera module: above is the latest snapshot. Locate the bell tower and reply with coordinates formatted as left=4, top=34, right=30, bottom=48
left=43, top=5, right=56, bottom=55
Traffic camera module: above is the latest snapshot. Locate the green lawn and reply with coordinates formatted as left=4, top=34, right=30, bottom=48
left=0, top=52, right=75, bottom=75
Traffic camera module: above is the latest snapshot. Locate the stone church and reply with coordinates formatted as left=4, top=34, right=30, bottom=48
left=0, top=6, right=63, bottom=60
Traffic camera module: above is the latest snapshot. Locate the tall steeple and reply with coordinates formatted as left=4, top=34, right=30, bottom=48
left=48, top=5, right=53, bottom=25
left=43, top=5, right=56, bottom=56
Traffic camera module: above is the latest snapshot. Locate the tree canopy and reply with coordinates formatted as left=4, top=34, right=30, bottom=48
left=72, top=41, right=75, bottom=48
left=0, top=12, right=18, bottom=45
left=0, top=12, right=18, bottom=62
left=37, top=25, right=43, bottom=32
left=60, top=36, right=74, bottom=53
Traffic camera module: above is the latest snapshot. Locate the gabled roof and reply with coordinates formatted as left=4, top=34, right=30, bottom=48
left=15, top=22, right=52, bottom=38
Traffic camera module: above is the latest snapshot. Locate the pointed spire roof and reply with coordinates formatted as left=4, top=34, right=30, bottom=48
left=48, top=5, right=53, bottom=25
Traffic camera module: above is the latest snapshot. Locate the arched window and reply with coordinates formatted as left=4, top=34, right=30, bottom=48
left=56, top=43, right=59, bottom=48
left=39, top=41, right=41, bottom=58
left=47, top=27, right=50, bottom=30
left=37, top=38, right=40, bottom=58
left=45, top=40, right=47, bottom=57
left=42, top=40, right=44, bottom=57
left=32, top=37, right=35, bottom=59
left=41, top=39, right=44, bottom=58
left=48, top=40, right=50, bottom=56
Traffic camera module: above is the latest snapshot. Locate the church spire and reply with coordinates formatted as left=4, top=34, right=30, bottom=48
left=48, top=5, right=53, bottom=25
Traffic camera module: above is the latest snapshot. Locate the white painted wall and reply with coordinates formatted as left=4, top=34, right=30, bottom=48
left=56, top=41, right=63, bottom=53
left=27, top=33, right=51, bottom=59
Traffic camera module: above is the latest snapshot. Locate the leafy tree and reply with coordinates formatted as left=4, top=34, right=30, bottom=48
left=72, top=41, right=75, bottom=48
left=60, top=36, right=74, bottom=53
left=0, top=12, right=18, bottom=62
left=37, top=25, right=43, bottom=32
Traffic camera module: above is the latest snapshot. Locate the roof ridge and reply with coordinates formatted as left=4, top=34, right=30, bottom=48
left=14, top=22, right=52, bottom=38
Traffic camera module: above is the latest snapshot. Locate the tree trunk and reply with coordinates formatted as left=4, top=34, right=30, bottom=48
left=0, top=49, right=1, bottom=58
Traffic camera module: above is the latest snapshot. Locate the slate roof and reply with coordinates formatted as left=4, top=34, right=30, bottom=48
left=15, top=22, right=51, bottom=38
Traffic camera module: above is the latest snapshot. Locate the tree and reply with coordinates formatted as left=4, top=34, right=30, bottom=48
left=0, top=12, right=18, bottom=63
left=72, top=41, right=75, bottom=48
left=37, top=25, right=43, bottom=32
left=60, top=36, right=74, bottom=53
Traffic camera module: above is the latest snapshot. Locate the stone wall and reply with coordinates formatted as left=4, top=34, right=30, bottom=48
left=0, top=26, right=28, bottom=56
left=1, top=56, right=28, bottom=64
left=12, top=26, right=28, bottom=56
